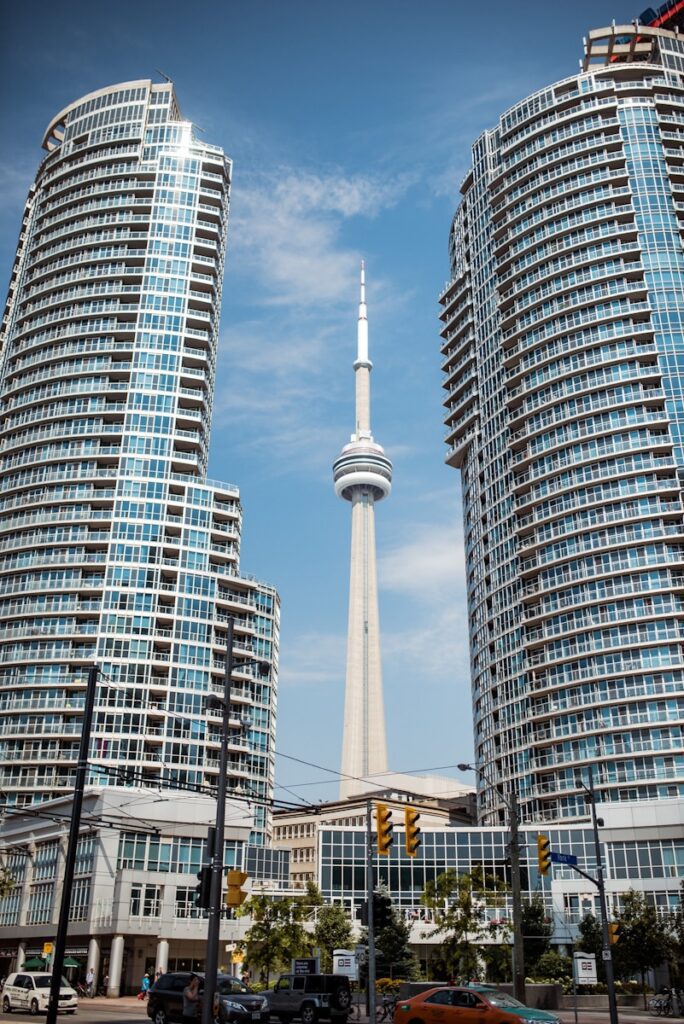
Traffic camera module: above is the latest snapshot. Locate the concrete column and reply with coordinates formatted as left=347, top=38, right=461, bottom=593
left=87, top=938, right=100, bottom=989
left=155, top=939, right=169, bottom=976
left=16, top=941, right=26, bottom=972
left=108, top=936, right=125, bottom=997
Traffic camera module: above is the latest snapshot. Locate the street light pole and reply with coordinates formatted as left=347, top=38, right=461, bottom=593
left=458, top=762, right=525, bottom=1003
left=585, top=766, right=619, bottom=1024
left=201, top=616, right=234, bottom=1024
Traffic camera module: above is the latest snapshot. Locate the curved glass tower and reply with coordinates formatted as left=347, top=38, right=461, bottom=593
left=0, top=81, right=278, bottom=841
left=441, top=24, right=684, bottom=823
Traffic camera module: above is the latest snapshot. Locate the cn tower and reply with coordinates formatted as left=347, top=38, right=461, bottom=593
left=333, top=263, right=392, bottom=799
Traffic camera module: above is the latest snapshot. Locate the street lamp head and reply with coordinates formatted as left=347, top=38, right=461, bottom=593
left=457, top=763, right=473, bottom=772
left=206, top=693, right=225, bottom=710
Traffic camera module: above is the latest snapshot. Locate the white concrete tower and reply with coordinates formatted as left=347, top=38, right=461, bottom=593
left=333, top=263, right=392, bottom=798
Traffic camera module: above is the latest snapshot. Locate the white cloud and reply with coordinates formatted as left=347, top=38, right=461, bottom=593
left=277, top=631, right=346, bottom=688
left=229, top=166, right=413, bottom=307
left=379, top=522, right=465, bottom=601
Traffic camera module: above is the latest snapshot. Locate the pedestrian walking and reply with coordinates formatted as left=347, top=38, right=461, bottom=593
left=86, top=968, right=94, bottom=998
left=141, top=973, right=151, bottom=1000
left=183, top=975, right=200, bottom=1021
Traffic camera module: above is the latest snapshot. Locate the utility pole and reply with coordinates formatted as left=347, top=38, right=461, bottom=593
left=508, top=789, right=526, bottom=1004
left=47, top=664, right=99, bottom=1024
left=201, top=617, right=234, bottom=1024
left=365, top=799, right=376, bottom=1022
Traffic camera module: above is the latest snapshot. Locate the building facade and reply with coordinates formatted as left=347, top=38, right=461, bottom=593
left=0, top=81, right=278, bottom=842
left=318, top=799, right=683, bottom=974
left=440, top=23, right=684, bottom=825
left=0, top=791, right=289, bottom=993
left=333, top=266, right=392, bottom=797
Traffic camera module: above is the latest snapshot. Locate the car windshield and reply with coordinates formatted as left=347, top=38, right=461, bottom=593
left=33, top=978, right=69, bottom=989
left=217, top=980, right=249, bottom=995
left=484, top=993, right=525, bottom=1009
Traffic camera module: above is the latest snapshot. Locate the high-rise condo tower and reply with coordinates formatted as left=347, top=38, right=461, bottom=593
left=440, top=21, right=684, bottom=824
left=333, top=265, right=392, bottom=798
left=0, top=81, right=278, bottom=842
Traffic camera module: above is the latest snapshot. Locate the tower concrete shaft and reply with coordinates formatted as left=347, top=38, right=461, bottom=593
left=333, top=264, right=392, bottom=799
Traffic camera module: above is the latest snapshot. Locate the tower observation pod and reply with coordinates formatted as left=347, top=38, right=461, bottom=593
left=333, top=263, right=392, bottom=799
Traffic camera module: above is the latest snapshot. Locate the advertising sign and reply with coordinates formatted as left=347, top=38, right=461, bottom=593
left=333, top=950, right=358, bottom=981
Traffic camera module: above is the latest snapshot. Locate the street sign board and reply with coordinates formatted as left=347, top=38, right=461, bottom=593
left=43, top=943, right=53, bottom=957
left=333, top=950, right=358, bottom=981
left=550, top=851, right=578, bottom=866
left=573, top=952, right=597, bottom=984
left=292, top=958, right=319, bottom=976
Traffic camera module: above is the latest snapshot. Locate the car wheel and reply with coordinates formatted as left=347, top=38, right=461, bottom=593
left=30, top=1000, right=39, bottom=1016
left=330, top=988, right=351, bottom=1014
left=3, top=997, right=10, bottom=1013
left=300, top=1006, right=317, bottom=1024
left=154, top=1009, right=168, bottom=1024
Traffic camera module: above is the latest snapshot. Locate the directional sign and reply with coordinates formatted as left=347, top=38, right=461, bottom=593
left=550, top=851, right=578, bottom=867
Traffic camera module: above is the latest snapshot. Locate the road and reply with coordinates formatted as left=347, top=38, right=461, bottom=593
left=0, top=1003, right=664, bottom=1024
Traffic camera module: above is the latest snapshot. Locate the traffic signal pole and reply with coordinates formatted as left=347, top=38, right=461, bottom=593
left=508, top=790, right=526, bottom=1005
left=586, top=767, right=619, bottom=1024
left=365, top=800, right=376, bottom=1023
left=201, top=616, right=234, bottom=1024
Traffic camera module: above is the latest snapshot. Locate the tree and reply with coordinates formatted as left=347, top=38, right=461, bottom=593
left=421, top=867, right=510, bottom=981
left=238, top=891, right=312, bottom=983
left=521, top=894, right=553, bottom=973
left=360, top=885, right=419, bottom=982
left=668, top=881, right=684, bottom=988
left=613, top=890, right=673, bottom=1007
left=576, top=914, right=606, bottom=982
left=314, top=903, right=353, bottom=973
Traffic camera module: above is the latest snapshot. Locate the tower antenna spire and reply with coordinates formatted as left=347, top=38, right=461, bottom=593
left=333, top=263, right=392, bottom=798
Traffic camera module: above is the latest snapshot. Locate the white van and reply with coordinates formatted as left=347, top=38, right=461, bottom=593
left=2, top=973, right=78, bottom=1014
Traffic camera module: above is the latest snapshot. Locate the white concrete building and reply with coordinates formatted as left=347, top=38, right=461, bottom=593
left=0, top=790, right=289, bottom=993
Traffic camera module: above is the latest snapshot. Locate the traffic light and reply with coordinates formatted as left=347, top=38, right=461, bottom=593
left=225, top=869, right=249, bottom=908
left=609, top=922, right=620, bottom=945
left=537, top=833, right=551, bottom=876
left=195, top=865, right=212, bottom=909
left=376, top=803, right=393, bottom=856
left=404, top=807, right=421, bottom=857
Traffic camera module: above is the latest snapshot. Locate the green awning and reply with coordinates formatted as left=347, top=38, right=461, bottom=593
left=63, top=958, right=81, bottom=968
left=23, top=957, right=46, bottom=970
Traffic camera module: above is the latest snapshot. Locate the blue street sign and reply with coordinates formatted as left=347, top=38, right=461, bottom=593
left=550, top=851, right=578, bottom=866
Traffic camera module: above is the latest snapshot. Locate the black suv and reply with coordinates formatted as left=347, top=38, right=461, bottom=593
left=264, top=975, right=351, bottom=1024
left=147, top=972, right=270, bottom=1024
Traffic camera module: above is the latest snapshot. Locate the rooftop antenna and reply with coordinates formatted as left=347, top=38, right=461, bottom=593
left=154, top=68, right=172, bottom=83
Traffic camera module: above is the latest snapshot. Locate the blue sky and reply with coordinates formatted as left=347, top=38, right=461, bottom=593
left=0, top=0, right=632, bottom=805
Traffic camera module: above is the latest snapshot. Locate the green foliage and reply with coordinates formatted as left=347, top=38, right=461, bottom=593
left=481, top=945, right=512, bottom=983
left=361, top=885, right=419, bottom=982
left=376, top=978, right=403, bottom=995
left=612, top=889, right=673, bottom=988
left=421, top=866, right=510, bottom=981
left=313, top=902, right=353, bottom=973
left=669, top=880, right=684, bottom=987
left=237, top=890, right=313, bottom=981
left=0, top=868, right=14, bottom=900
left=532, top=950, right=572, bottom=982
left=521, top=894, right=553, bottom=969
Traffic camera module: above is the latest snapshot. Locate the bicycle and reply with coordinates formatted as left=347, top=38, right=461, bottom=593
left=376, top=994, right=397, bottom=1022
left=649, top=993, right=674, bottom=1017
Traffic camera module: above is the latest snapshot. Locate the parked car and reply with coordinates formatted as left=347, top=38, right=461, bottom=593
left=263, top=974, right=352, bottom=1024
left=147, top=972, right=269, bottom=1024
left=394, top=987, right=562, bottom=1024
left=2, top=973, right=78, bottom=1015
